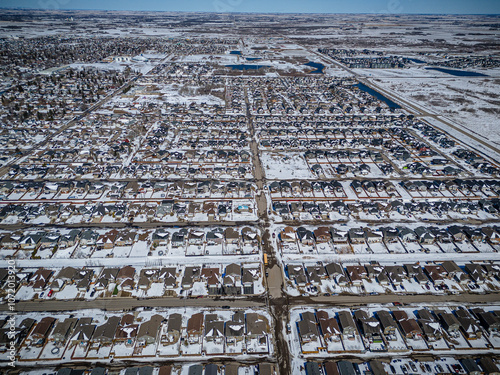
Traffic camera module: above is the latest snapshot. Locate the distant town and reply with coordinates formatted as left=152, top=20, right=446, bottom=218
left=0, top=9, right=499, bottom=375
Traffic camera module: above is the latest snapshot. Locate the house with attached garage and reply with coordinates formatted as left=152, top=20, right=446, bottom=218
left=345, top=265, right=366, bottom=287
left=424, top=264, right=447, bottom=286
left=465, top=263, right=487, bottom=285
left=164, top=313, right=182, bottom=344
left=95, top=268, right=119, bottom=291
left=392, top=310, right=423, bottom=341
left=51, top=318, right=78, bottom=346
left=245, top=313, right=269, bottom=354
left=454, top=309, right=482, bottom=340
left=337, top=311, right=358, bottom=341
left=159, top=267, right=177, bottom=290
left=204, top=314, right=225, bottom=349
left=187, top=313, right=204, bottom=344
left=181, top=267, right=200, bottom=290
left=416, top=309, right=442, bottom=342
left=317, top=310, right=341, bottom=344
left=297, top=314, right=320, bottom=353
left=29, top=317, right=56, bottom=347
left=20, top=232, right=44, bottom=250
left=92, top=316, right=120, bottom=345
left=376, top=310, right=398, bottom=341
left=314, top=227, right=331, bottom=244
left=225, top=311, right=245, bottom=353
left=70, top=318, right=96, bottom=348
left=442, top=261, right=469, bottom=285
left=201, top=267, right=221, bottom=295
left=137, top=314, right=164, bottom=346
left=151, top=228, right=170, bottom=246
left=30, top=268, right=53, bottom=292
left=354, top=310, right=383, bottom=345
left=438, top=311, right=461, bottom=338
left=114, top=314, right=138, bottom=347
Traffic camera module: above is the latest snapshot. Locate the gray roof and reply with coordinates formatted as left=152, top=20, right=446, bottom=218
left=305, top=362, right=321, bottom=375
left=167, top=313, right=182, bottom=333
left=138, top=367, right=154, bottom=375
left=92, top=316, right=120, bottom=342
left=337, top=361, right=357, bottom=375
left=188, top=365, right=203, bottom=375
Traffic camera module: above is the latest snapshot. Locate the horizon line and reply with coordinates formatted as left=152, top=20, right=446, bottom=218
left=1, top=7, right=499, bottom=16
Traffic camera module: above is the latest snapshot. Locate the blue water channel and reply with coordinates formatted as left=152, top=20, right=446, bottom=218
left=225, top=64, right=270, bottom=70
left=304, top=61, right=325, bottom=74
left=425, top=67, right=487, bottom=77
left=409, top=58, right=426, bottom=64
left=354, top=83, right=401, bottom=109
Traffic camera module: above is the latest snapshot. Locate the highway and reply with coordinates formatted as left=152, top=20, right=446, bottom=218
left=313, top=49, right=500, bottom=162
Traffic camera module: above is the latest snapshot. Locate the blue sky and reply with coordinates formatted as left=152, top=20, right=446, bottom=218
left=2, top=0, right=499, bottom=14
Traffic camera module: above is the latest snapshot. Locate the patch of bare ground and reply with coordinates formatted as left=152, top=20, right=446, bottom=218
left=479, top=107, right=500, bottom=115
left=452, top=97, right=476, bottom=105
left=462, top=107, right=476, bottom=113
left=428, top=99, right=447, bottom=107
left=411, top=94, right=428, bottom=101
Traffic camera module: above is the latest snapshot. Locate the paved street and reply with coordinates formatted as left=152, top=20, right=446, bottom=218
left=1, top=297, right=265, bottom=313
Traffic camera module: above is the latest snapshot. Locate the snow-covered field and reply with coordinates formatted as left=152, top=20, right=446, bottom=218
left=373, top=76, right=500, bottom=145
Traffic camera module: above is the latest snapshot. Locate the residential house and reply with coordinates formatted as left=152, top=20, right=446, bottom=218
left=187, top=313, right=204, bottom=344
left=354, top=310, right=383, bottom=344
left=471, top=308, right=500, bottom=334
left=159, top=267, right=177, bottom=290
left=137, top=314, right=163, bottom=346
left=465, top=263, right=487, bottom=285
left=152, top=229, right=170, bottom=246
left=455, top=309, right=482, bottom=340
left=246, top=313, right=269, bottom=352
left=338, top=311, right=357, bottom=340
left=201, top=267, right=221, bottom=295
left=376, top=310, right=398, bottom=340
left=225, top=311, right=245, bottom=349
left=280, top=227, right=296, bottom=242
left=182, top=267, right=200, bottom=290
left=70, top=318, right=96, bottom=347
left=424, top=265, right=447, bottom=286
left=95, top=268, right=119, bottom=291
left=305, top=362, right=322, bottom=375
left=92, top=316, right=120, bottom=345
left=165, top=313, right=182, bottom=343
left=204, top=315, right=224, bottom=347
left=324, top=362, right=340, bottom=375
left=297, top=313, right=319, bottom=349
left=51, top=318, right=78, bottom=346
left=30, top=317, right=56, bottom=347
left=313, top=227, right=331, bottom=244
left=392, top=310, right=423, bottom=341
left=345, top=265, right=366, bottom=286
left=317, top=310, right=341, bottom=343
left=115, top=314, right=138, bottom=346
left=30, top=268, right=53, bottom=292
left=117, top=266, right=136, bottom=291
left=460, top=359, right=483, bottom=375
left=478, top=357, right=500, bottom=375
left=442, top=261, right=469, bottom=285
left=417, top=309, right=442, bottom=342
left=438, top=312, right=461, bottom=338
